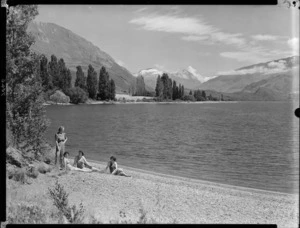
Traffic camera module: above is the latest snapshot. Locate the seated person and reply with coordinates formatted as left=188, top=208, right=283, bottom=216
left=63, top=152, right=92, bottom=172
left=73, top=150, right=101, bottom=172
left=104, top=156, right=131, bottom=177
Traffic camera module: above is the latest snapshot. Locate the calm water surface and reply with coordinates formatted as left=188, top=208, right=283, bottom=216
left=45, top=102, right=299, bottom=194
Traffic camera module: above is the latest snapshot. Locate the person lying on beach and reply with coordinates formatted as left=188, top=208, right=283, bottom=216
left=55, top=126, right=68, bottom=170
left=73, top=150, right=101, bottom=172
left=63, top=152, right=92, bottom=172
left=103, top=156, right=131, bottom=177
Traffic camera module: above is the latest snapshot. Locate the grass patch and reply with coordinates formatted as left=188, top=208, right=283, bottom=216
left=7, top=203, right=47, bottom=224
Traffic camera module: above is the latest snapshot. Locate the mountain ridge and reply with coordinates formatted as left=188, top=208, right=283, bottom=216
left=27, top=21, right=136, bottom=93
left=197, top=56, right=299, bottom=100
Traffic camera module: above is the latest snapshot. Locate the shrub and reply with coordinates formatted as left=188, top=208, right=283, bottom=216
left=48, top=181, right=85, bottom=223
left=183, top=95, right=196, bottom=101
left=49, top=90, right=70, bottom=104
left=65, top=87, right=88, bottom=104
left=7, top=203, right=47, bottom=224
left=43, top=89, right=57, bottom=101
left=12, top=168, right=27, bottom=184
left=26, top=165, right=39, bottom=178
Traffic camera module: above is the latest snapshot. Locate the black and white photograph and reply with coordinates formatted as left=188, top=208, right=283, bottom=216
left=4, top=3, right=299, bottom=226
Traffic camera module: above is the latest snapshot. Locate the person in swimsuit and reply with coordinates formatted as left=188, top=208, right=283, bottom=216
left=104, top=156, right=131, bottom=177
left=73, top=150, right=101, bottom=172
left=55, top=126, right=68, bottom=170
left=63, top=152, right=92, bottom=172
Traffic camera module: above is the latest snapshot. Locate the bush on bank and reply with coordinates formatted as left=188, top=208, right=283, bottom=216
left=65, top=87, right=88, bottom=104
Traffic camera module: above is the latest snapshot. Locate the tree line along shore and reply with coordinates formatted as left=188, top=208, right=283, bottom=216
left=40, top=53, right=226, bottom=105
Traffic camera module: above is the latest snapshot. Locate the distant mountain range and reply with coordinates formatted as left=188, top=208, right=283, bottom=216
left=198, top=56, right=299, bottom=101
left=27, top=21, right=299, bottom=101
left=27, top=21, right=136, bottom=93
left=134, top=66, right=212, bottom=90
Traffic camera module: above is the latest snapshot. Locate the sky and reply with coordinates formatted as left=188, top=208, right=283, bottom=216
left=34, top=5, right=299, bottom=78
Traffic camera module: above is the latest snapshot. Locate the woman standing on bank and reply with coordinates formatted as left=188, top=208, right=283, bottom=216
left=55, top=126, right=68, bottom=170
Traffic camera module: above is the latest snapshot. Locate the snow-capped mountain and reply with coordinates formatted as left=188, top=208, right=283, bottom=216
left=134, top=66, right=208, bottom=90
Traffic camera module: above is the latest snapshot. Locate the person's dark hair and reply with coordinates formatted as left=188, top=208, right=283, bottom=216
left=79, top=150, right=84, bottom=156
left=57, top=126, right=64, bottom=133
left=110, top=156, right=116, bottom=161
left=63, top=152, right=69, bottom=157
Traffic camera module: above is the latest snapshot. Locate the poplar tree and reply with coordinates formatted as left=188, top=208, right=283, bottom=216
left=181, top=85, right=185, bottom=98
left=86, top=64, right=98, bottom=99
left=201, top=90, right=206, bottom=100
left=110, top=79, right=116, bottom=100
left=49, top=55, right=59, bottom=88
left=56, top=58, right=71, bottom=93
left=172, top=80, right=177, bottom=100
left=98, top=66, right=109, bottom=100
left=161, top=73, right=169, bottom=99
left=75, top=65, right=86, bottom=91
left=39, top=55, right=52, bottom=90
left=155, top=75, right=163, bottom=98
left=178, top=84, right=182, bottom=99
left=167, top=78, right=173, bottom=100
left=135, top=75, right=146, bottom=96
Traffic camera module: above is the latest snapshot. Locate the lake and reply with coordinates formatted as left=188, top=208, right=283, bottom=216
left=45, top=101, right=299, bottom=194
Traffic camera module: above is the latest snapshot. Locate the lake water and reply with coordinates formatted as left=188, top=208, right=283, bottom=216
left=45, top=102, right=299, bottom=194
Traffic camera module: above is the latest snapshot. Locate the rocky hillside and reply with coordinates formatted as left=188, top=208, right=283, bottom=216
left=27, top=21, right=136, bottom=93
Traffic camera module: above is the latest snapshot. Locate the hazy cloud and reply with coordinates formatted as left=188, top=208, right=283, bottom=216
left=130, top=12, right=296, bottom=65
left=217, top=59, right=288, bottom=76
left=251, top=34, right=278, bottom=41
left=181, top=35, right=209, bottom=42
left=211, top=32, right=246, bottom=47
left=287, top=37, right=299, bottom=55
left=130, top=14, right=217, bottom=36
left=154, top=64, right=165, bottom=70
left=220, top=52, right=268, bottom=63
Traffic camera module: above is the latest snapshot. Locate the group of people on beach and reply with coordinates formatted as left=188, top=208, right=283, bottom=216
left=55, top=126, right=131, bottom=177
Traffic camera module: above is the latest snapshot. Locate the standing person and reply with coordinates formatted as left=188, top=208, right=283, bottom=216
left=55, top=126, right=68, bottom=170
left=104, top=156, right=131, bottom=177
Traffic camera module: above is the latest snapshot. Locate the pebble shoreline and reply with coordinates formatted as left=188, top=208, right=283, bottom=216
left=7, top=158, right=299, bottom=226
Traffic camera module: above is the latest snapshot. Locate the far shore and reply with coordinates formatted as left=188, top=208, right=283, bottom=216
left=43, top=94, right=237, bottom=106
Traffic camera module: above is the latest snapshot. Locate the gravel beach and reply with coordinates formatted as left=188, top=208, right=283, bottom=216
left=6, top=159, right=299, bottom=226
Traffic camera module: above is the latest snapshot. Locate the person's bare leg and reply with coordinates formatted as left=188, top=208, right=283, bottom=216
left=59, top=146, right=64, bottom=169
left=55, top=148, right=58, bottom=165
left=119, top=171, right=131, bottom=177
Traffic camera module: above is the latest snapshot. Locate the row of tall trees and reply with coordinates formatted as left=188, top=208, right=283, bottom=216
left=155, top=73, right=185, bottom=100
left=85, top=65, right=116, bottom=100
left=193, top=89, right=207, bottom=101
left=40, top=55, right=72, bottom=93
left=39, top=54, right=116, bottom=101
left=154, top=74, right=223, bottom=102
